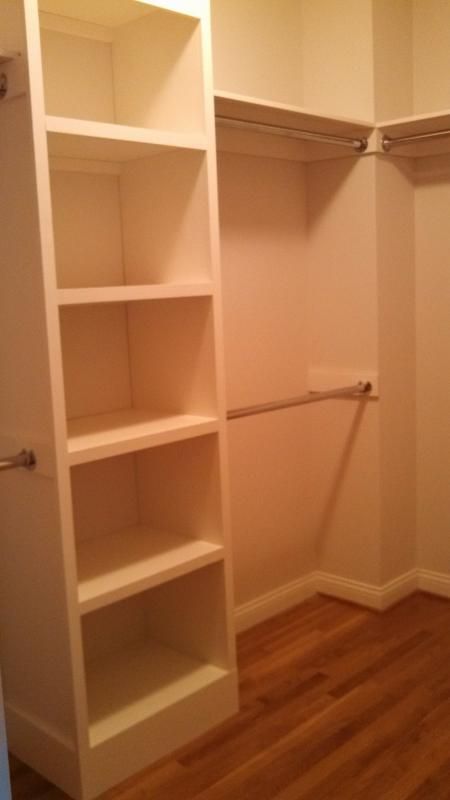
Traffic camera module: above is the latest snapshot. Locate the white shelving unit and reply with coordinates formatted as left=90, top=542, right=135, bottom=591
left=3, top=1, right=448, bottom=799
left=0, top=2, right=237, bottom=799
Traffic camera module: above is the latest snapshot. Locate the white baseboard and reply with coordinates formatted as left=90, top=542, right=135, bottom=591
left=234, top=574, right=317, bottom=633
left=417, top=569, right=450, bottom=598
left=234, top=568, right=448, bottom=630
left=316, top=569, right=418, bottom=611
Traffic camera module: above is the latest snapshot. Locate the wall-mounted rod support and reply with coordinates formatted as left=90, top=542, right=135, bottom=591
left=0, top=449, right=36, bottom=472
left=227, top=381, right=372, bottom=421
left=216, top=115, right=368, bottom=153
left=382, top=128, right=450, bottom=151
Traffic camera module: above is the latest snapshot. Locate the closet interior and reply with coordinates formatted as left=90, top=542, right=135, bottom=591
left=0, top=1, right=449, bottom=799
left=211, top=0, right=449, bottom=616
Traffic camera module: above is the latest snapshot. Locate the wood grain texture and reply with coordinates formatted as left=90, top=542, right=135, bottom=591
left=9, top=593, right=450, bottom=800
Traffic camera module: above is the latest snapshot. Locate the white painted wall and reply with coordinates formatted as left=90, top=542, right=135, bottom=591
left=217, top=151, right=313, bottom=605
left=414, top=156, right=450, bottom=578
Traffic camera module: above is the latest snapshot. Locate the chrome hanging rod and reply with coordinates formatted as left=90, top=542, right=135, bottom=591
left=0, top=449, right=36, bottom=472
left=382, top=128, right=450, bottom=151
left=216, top=115, right=368, bottom=153
left=227, top=382, right=372, bottom=421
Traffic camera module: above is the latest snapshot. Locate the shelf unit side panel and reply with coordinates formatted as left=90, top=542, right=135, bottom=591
left=127, top=298, right=218, bottom=416
left=112, top=10, right=205, bottom=132
left=143, top=564, right=232, bottom=669
left=135, top=436, right=223, bottom=544
left=71, top=454, right=140, bottom=543
left=60, top=304, right=133, bottom=420
left=120, top=151, right=212, bottom=285
left=39, top=24, right=115, bottom=123
left=0, top=0, right=85, bottom=772
left=50, top=169, right=125, bottom=289
left=197, top=0, right=238, bottom=668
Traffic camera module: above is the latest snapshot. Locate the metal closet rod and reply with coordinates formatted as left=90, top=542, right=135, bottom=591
left=216, top=115, right=369, bottom=153
left=227, top=381, right=372, bottom=421
left=382, top=128, right=450, bottom=151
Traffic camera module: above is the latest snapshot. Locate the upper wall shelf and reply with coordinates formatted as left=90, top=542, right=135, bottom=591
left=379, top=110, right=450, bottom=158
left=214, top=91, right=374, bottom=163
left=46, top=116, right=207, bottom=162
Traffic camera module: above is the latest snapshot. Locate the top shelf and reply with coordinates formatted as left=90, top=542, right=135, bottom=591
left=215, top=92, right=374, bottom=137
left=214, top=92, right=374, bottom=163
left=38, top=0, right=202, bottom=26
left=215, top=94, right=450, bottom=160
left=379, top=110, right=450, bottom=158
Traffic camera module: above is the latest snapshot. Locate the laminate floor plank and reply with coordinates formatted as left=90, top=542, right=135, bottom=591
left=9, top=592, right=450, bottom=800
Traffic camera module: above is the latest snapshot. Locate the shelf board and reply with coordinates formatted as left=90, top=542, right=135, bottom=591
left=46, top=116, right=207, bottom=162
left=86, top=639, right=228, bottom=745
left=67, top=409, right=218, bottom=466
left=57, top=283, right=213, bottom=306
left=215, top=91, right=374, bottom=136
left=214, top=92, right=374, bottom=162
left=78, top=526, right=224, bottom=614
left=379, top=110, right=450, bottom=157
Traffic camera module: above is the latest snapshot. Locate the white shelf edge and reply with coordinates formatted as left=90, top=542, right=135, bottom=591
left=67, top=410, right=219, bottom=466
left=46, top=115, right=207, bottom=158
left=78, top=527, right=224, bottom=614
left=214, top=90, right=375, bottom=133
left=378, top=109, right=450, bottom=130
left=58, top=283, right=213, bottom=306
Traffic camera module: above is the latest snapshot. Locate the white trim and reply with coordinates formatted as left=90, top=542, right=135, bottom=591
left=315, top=570, right=418, bottom=611
left=417, top=569, right=450, bottom=599
left=234, top=575, right=317, bottom=633
left=316, top=571, right=382, bottom=609
left=234, top=569, right=449, bottom=631
left=5, top=703, right=80, bottom=798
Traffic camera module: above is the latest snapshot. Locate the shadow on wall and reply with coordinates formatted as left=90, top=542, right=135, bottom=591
left=313, top=400, right=369, bottom=558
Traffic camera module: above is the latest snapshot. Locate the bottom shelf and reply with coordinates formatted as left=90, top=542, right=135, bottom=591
left=86, top=639, right=228, bottom=746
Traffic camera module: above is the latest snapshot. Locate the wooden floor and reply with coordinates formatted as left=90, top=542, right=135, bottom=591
left=10, top=592, right=450, bottom=800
